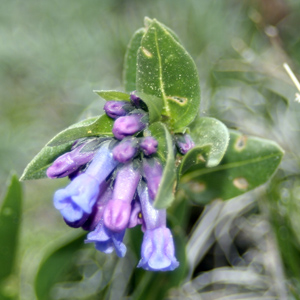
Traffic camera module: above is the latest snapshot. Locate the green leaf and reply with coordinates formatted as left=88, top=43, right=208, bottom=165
left=35, top=232, right=85, bottom=300
left=179, top=117, right=230, bottom=176
left=0, top=175, right=22, bottom=283
left=20, top=142, right=73, bottom=180
left=147, top=122, right=176, bottom=208
left=48, top=114, right=114, bottom=146
left=20, top=115, right=114, bottom=180
left=144, top=17, right=181, bottom=43
left=136, top=19, right=200, bottom=132
left=123, top=28, right=146, bottom=92
left=180, top=130, right=284, bottom=204
left=135, top=91, right=163, bottom=123
left=94, top=90, right=130, bottom=101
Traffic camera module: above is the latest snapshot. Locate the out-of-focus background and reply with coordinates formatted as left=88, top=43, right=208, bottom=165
left=1, top=0, right=300, bottom=299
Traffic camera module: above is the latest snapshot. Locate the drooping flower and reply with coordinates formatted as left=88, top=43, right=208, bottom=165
left=53, top=141, right=119, bottom=224
left=85, top=221, right=127, bottom=258
left=175, top=133, right=195, bottom=154
left=112, top=113, right=147, bottom=140
left=103, top=162, right=141, bottom=232
left=137, top=182, right=179, bottom=271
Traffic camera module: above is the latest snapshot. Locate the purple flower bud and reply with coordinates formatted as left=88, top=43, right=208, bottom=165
left=130, top=91, right=141, bottom=107
left=175, top=133, right=195, bottom=154
left=112, top=137, right=139, bottom=163
left=103, top=162, right=141, bottom=232
left=85, top=221, right=127, bottom=257
left=104, top=101, right=133, bottom=119
left=112, top=114, right=147, bottom=140
left=143, top=158, right=163, bottom=200
left=137, top=182, right=179, bottom=271
left=53, top=141, right=119, bottom=224
left=47, top=143, right=95, bottom=179
left=140, top=137, right=158, bottom=156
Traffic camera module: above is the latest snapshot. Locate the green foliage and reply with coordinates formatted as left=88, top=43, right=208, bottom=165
left=147, top=122, right=176, bottom=209
left=123, top=28, right=146, bottom=92
left=135, top=92, right=163, bottom=123
left=179, top=116, right=230, bottom=176
left=136, top=18, right=200, bottom=132
left=0, top=175, right=22, bottom=300
left=180, top=130, right=284, bottom=205
left=35, top=233, right=85, bottom=300
left=20, top=115, right=114, bottom=180
left=48, top=115, right=114, bottom=146
left=94, top=90, right=130, bottom=101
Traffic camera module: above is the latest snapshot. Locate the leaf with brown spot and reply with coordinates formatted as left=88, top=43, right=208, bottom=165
left=180, top=130, right=284, bottom=205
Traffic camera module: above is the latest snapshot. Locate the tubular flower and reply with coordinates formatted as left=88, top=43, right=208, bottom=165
left=85, top=221, right=127, bottom=258
left=137, top=182, right=179, bottom=271
left=142, top=158, right=163, bottom=200
left=103, top=162, right=141, bottom=232
left=53, top=141, right=119, bottom=224
left=45, top=94, right=192, bottom=272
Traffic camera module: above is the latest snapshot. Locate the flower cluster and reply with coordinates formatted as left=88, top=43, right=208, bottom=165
left=47, top=93, right=194, bottom=271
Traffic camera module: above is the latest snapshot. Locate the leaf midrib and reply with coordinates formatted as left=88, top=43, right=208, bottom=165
left=154, top=27, right=170, bottom=116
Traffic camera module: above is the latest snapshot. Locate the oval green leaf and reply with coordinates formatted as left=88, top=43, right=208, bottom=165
left=20, top=141, right=73, bottom=180
left=136, top=19, right=200, bottom=132
left=180, top=130, right=284, bottom=205
left=48, top=114, right=113, bottom=146
left=147, top=122, right=176, bottom=208
left=135, top=91, right=163, bottom=123
left=20, top=115, right=114, bottom=180
left=94, top=90, right=130, bottom=101
left=179, top=117, right=230, bottom=176
left=35, top=232, right=85, bottom=300
left=0, top=175, right=22, bottom=284
left=123, top=28, right=145, bottom=92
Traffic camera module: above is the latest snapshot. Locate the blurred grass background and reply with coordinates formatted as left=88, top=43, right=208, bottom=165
left=1, top=0, right=300, bottom=299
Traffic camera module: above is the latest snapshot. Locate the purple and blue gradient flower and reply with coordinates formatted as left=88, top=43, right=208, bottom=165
left=142, top=158, right=163, bottom=200
left=47, top=97, right=182, bottom=271
left=137, top=182, right=179, bottom=271
left=53, top=141, right=119, bottom=225
left=103, top=162, right=141, bottom=232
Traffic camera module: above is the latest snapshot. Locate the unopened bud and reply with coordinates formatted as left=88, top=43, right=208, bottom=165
left=112, top=137, right=139, bottom=163
left=140, top=136, right=158, bottom=156
left=112, top=114, right=147, bottom=140
left=175, top=133, right=195, bottom=154
left=104, top=101, right=133, bottom=119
